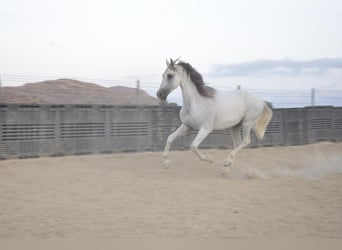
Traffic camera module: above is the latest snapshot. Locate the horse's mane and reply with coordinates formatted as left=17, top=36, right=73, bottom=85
left=177, top=61, right=216, bottom=98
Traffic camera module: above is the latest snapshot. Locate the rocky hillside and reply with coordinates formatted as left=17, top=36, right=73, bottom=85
left=0, top=79, right=159, bottom=105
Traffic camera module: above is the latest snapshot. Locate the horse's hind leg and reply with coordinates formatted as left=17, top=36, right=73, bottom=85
left=223, top=124, right=251, bottom=171
left=230, top=123, right=242, bottom=149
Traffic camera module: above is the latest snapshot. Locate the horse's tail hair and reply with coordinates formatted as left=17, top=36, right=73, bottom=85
left=254, top=102, right=273, bottom=140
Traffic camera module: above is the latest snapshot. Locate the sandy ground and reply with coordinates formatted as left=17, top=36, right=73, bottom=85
left=0, top=142, right=341, bottom=238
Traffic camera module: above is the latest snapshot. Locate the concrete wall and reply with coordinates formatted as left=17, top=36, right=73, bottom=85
left=1, top=104, right=341, bottom=159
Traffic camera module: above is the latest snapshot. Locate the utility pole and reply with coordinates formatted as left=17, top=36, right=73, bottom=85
left=0, top=75, right=2, bottom=103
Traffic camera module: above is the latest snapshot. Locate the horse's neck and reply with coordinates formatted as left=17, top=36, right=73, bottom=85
left=180, top=79, right=204, bottom=111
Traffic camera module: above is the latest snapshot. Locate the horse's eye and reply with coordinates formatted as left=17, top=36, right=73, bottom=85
left=167, top=73, right=174, bottom=80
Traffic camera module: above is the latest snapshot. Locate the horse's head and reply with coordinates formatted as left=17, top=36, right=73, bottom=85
left=157, top=58, right=182, bottom=101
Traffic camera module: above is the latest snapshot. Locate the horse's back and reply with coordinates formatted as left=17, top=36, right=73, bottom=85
left=240, top=90, right=264, bottom=109
left=216, top=90, right=263, bottom=110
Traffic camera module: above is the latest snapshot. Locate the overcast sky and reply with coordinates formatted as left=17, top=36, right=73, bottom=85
left=1, top=0, right=342, bottom=97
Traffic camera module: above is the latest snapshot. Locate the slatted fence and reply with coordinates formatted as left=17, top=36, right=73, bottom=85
left=0, top=104, right=341, bottom=159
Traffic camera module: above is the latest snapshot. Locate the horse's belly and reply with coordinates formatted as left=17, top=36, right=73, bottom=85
left=213, top=118, right=242, bottom=130
left=180, top=115, right=204, bottom=130
left=213, top=97, right=246, bottom=130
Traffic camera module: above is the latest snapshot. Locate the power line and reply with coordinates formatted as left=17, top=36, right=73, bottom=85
left=1, top=73, right=341, bottom=108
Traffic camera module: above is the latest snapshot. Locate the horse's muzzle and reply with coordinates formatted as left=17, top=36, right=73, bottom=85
left=156, top=89, right=170, bottom=101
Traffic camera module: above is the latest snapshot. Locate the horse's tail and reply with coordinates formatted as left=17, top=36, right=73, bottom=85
left=254, top=102, right=273, bottom=139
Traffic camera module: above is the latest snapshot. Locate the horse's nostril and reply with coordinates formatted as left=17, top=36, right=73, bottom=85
left=157, top=91, right=162, bottom=98
left=157, top=90, right=165, bottom=100
left=157, top=89, right=169, bottom=101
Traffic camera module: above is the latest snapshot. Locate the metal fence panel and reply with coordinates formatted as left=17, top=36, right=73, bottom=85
left=0, top=105, right=55, bottom=158
left=151, top=106, right=185, bottom=151
left=59, top=106, right=105, bottom=155
left=258, top=109, right=284, bottom=146
left=104, top=106, right=152, bottom=153
left=333, top=107, right=342, bottom=141
left=1, top=104, right=342, bottom=159
left=306, top=106, right=334, bottom=143
left=282, top=108, right=308, bottom=145
left=201, top=129, right=233, bottom=149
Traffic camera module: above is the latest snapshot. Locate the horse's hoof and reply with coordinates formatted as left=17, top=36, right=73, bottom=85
left=163, top=159, right=170, bottom=169
left=223, top=161, right=232, bottom=168
left=224, top=154, right=234, bottom=167
left=201, top=154, right=213, bottom=163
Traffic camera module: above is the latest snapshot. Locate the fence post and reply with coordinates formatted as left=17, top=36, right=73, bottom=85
left=0, top=75, right=2, bottom=103
left=136, top=79, right=140, bottom=105
left=311, top=88, right=316, bottom=107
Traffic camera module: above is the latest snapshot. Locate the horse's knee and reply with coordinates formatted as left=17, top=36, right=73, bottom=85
left=166, top=135, right=174, bottom=144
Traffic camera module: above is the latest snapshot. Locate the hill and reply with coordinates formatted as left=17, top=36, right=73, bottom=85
left=0, top=79, right=159, bottom=105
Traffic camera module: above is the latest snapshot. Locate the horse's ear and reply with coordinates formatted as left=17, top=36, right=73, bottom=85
left=170, top=58, right=174, bottom=66
left=166, top=58, right=170, bottom=67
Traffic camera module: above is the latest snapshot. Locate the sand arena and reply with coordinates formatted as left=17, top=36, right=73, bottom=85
left=0, top=142, right=341, bottom=238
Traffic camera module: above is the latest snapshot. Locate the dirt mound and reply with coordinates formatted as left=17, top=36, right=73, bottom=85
left=1, top=79, right=159, bottom=105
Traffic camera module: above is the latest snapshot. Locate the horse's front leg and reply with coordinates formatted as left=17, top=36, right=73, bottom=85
left=163, top=124, right=191, bottom=168
left=191, top=127, right=213, bottom=163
